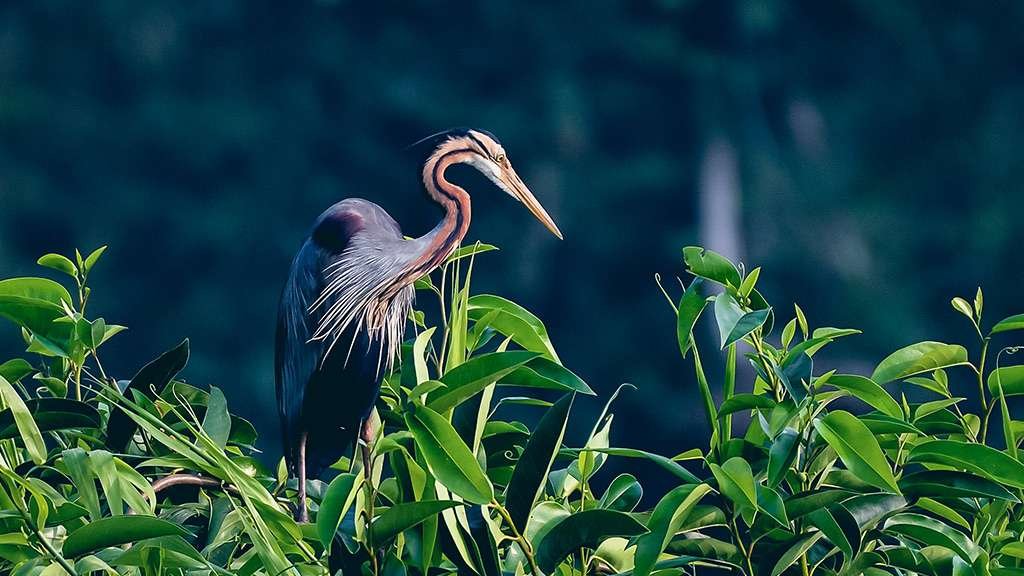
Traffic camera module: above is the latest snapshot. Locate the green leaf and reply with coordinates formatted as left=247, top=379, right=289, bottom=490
left=951, top=297, right=974, bottom=320
left=794, top=304, right=809, bottom=340
left=883, top=513, right=979, bottom=562
left=0, top=359, right=34, bottom=384
left=406, top=404, right=493, bottom=504
left=582, top=448, right=700, bottom=484
left=807, top=504, right=860, bottom=560
left=63, top=516, right=189, bottom=558
left=598, top=473, right=643, bottom=512
left=813, top=411, right=900, bottom=493
left=714, top=292, right=771, bottom=349
left=0, top=294, right=65, bottom=337
left=682, top=246, right=741, bottom=287
left=775, top=351, right=811, bottom=402
left=907, top=439, right=1024, bottom=489
left=676, top=278, right=707, bottom=358
left=201, top=386, right=230, bottom=448
left=718, top=393, right=776, bottom=418
left=738, top=267, right=761, bottom=297
left=37, top=254, right=77, bottom=277
left=988, top=365, right=1024, bottom=397
left=534, top=509, right=648, bottom=573
left=467, top=294, right=558, bottom=361
left=823, top=374, right=903, bottom=419
left=756, top=484, right=789, bottom=527
left=991, top=313, right=1024, bottom=335
left=445, top=243, right=498, bottom=264
left=632, top=484, right=712, bottom=576
left=785, top=490, right=853, bottom=519
left=0, top=277, right=74, bottom=307
left=370, top=500, right=460, bottom=544
left=999, top=542, right=1024, bottom=560
left=899, top=470, right=1018, bottom=501
left=781, top=318, right=797, bottom=349
left=767, top=428, right=800, bottom=488
left=0, top=374, right=46, bottom=464
left=106, top=339, right=190, bottom=449
left=841, top=493, right=907, bottom=530
left=429, top=351, right=539, bottom=411
left=913, top=398, right=965, bottom=421
left=871, top=342, right=969, bottom=384
left=317, top=473, right=361, bottom=550
left=859, top=413, right=923, bottom=435
left=770, top=533, right=823, bottom=576
left=0, top=398, right=101, bottom=439
left=811, top=327, right=862, bottom=340
left=916, top=497, right=970, bottom=530
left=83, top=246, right=107, bottom=274
left=498, top=358, right=594, bottom=396
left=505, top=394, right=573, bottom=531
left=62, top=448, right=101, bottom=521
left=709, top=457, right=757, bottom=510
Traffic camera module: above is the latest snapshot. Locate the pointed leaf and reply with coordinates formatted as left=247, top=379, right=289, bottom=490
left=201, top=386, right=230, bottom=448
left=813, top=411, right=900, bottom=493
left=0, top=374, right=46, bottom=464
left=767, top=428, right=800, bottom=488
left=505, top=394, right=573, bottom=531
left=63, top=516, right=189, bottom=558
left=709, top=457, right=757, bottom=510
left=317, top=472, right=361, bottom=550
left=406, top=405, right=493, bottom=504
left=682, top=247, right=741, bottom=287
left=534, top=509, right=648, bottom=573
left=468, top=294, right=558, bottom=361
left=598, top=474, right=643, bottom=512
left=770, top=533, right=823, bottom=576
left=632, top=484, right=712, bottom=576
left=371, top=500, right=460, bottom=544
left=429, top=351, right=539, bottom=411
left=106, top=339, right=189, bottom=449
left=907, top=439, right=1024, bottom=489
left=884, top=513, right=979, bottom=561
left=715, top=292, right=770, bottom=349
left=676, top=278, right=706, bottom=358
left=871, top=342, right=969, bottom=384
left=824, top=374, right=903, bottom=419
left=991, top=314, right=1024, bottom=335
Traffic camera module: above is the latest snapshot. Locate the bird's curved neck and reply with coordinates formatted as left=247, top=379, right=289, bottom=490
left=407, top=147, right=474, bottom=277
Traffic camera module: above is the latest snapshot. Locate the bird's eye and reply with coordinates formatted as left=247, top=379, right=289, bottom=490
left=494, top=154, right=506, bottom=164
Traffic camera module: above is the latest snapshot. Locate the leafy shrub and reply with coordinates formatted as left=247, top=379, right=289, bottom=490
left=0, top=244, right=1021, bottom=575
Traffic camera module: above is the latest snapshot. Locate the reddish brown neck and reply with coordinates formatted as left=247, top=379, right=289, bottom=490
left=397, top=147, right=474, bottom=286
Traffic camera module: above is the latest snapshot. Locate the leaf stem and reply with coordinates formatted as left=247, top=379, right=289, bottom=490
left=8, top=486, right=78, bottom=575
left=690, top=343, right=719, bottom=454
left=977, top=338, right=991, bottom=443
left=492, top=501, right=541, bottom=575
left=722, top=344, right=737, bottom=444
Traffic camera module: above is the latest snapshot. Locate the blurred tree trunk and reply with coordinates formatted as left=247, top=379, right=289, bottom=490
left=698, top=136, right=743, bottom=265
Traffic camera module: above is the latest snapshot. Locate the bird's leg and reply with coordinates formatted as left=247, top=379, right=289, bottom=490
left=296, top=431, right=309, bottom=523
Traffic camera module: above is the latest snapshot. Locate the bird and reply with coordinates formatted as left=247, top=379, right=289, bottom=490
left=275, top=128, right=562, bottom=521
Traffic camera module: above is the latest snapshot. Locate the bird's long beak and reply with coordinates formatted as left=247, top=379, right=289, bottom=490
left=503, top=168, right=564, bottom=240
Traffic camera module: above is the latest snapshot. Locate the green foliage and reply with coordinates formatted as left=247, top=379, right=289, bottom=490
left=0, top=244, right=1022, bottom=575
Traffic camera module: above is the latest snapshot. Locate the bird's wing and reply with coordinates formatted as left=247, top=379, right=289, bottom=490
left=275, top=237, right=328, bottom=471
left=307, top=200, right=411, bottom=372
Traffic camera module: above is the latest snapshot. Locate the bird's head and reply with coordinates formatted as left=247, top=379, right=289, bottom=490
left=414, top=128, right=563, bottom=239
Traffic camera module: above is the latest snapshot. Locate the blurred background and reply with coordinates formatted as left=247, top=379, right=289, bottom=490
left=1, top=1, right=1022, bottom=485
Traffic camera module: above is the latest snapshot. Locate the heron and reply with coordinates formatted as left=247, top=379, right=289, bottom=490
left=276, top=128, right=562, bottom=522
